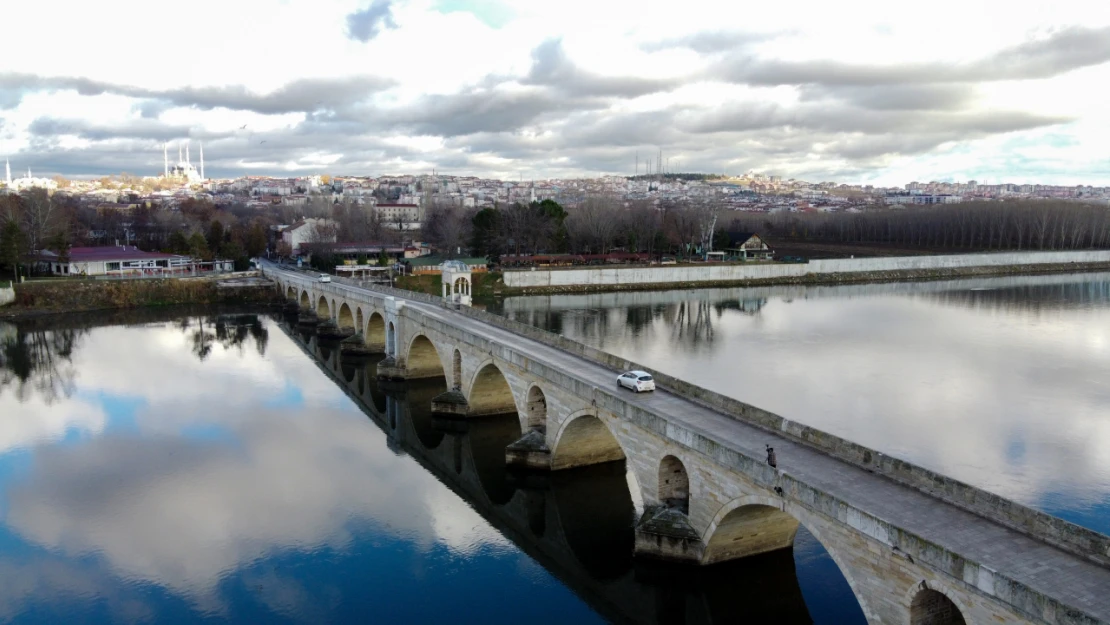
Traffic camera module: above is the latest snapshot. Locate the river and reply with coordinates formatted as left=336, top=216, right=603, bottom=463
left=0, top=307, right=863, bottom=624
left=1, top=270, right=1105, bottom=623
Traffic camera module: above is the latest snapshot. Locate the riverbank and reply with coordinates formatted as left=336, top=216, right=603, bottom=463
left=500, top=261, right=1110, bottom=295
left=0, top=274, right=283, bottom=320
left=497, top=250, right=1110, bottom=295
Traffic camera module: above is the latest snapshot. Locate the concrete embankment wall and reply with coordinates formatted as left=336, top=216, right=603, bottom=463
left=0, top=281, right=14, bottom=307
left=503, top=250, right=1110, bottom=291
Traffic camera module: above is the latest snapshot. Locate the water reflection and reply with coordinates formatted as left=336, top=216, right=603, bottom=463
left=489, top=272, right=1110, bottom=534
left=0, top=309, right=866, bottom=624
left=0, top=323, right=83, bottom=404
left=287, top=321, right=865, bottom=625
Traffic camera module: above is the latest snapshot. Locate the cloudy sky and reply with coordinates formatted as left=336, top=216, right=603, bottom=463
left=1, top=0, right=1109, bottom=185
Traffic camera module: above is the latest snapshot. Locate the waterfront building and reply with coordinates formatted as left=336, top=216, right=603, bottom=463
left=34, top=245, right=230, bottom=276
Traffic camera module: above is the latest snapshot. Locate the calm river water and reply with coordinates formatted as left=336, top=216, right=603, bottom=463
left=487, top=271, right=1110, bottom=535
left=0, top=307, right=864, bottom=624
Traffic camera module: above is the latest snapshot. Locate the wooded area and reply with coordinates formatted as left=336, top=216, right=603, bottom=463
left=1, top=189, right=1107, bottom=281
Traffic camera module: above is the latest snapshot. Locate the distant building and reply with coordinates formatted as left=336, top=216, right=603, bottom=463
left=34, top=245, right=229, bottom=276
left=163, top=141, right=204, bottom=183
left=884, top=194, right=962, bottom=205
left=723, top=233, right=774, bottom=261
left=4, top=160, right=57, bottom=192
left=374, top=203, right=423, bottom=227
left=282, top=218, right=337, bottom=255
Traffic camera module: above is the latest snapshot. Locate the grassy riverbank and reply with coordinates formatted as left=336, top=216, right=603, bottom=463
left=0, top=276, right=283, bottom=319
left=393, top=272, right=506, bottom=298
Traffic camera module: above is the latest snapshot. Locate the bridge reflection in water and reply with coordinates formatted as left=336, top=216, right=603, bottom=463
left=283, top=319, right=865, bottom=625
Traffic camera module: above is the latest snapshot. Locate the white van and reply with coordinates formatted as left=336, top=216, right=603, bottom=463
left=318, top=274, right=332, bottom=283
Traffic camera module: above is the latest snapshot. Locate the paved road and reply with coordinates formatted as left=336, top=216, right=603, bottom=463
left=402, top=297, right=1110, bottom=621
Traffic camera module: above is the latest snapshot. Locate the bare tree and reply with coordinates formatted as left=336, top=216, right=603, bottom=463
left=566, top=195, right=622, bottom=254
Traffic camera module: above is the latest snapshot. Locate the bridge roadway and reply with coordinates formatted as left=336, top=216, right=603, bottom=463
left=267, top=263, right=1110, bottom=624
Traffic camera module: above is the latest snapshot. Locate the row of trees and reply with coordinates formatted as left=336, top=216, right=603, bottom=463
left=433, top=197, right=1110, bottom=262
left=726, top=200, right=1110, bottom=251
left=425, top=197, right=728, bottom=261
left=0, top=191, right=278, bottom=278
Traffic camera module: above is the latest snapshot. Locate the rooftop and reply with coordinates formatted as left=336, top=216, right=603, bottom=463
left=38, top=246, right=184, bottom=263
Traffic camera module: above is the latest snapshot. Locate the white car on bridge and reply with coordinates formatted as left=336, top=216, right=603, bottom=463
left=617, top=370, right=655, bottom=393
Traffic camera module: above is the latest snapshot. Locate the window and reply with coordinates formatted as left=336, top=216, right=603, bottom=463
left=638, top=375, right=653, bottom=381
left=107, top=262, right=121, bottom=271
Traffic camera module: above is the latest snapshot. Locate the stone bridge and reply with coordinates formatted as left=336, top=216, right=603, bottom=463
left=265, top=261, right=1110, bottom=625
left=282, top=327, right=825, bottom=624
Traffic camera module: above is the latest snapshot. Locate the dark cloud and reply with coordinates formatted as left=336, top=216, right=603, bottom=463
left=383, top=86, right=607, bottom=137
left=0, top=73, right=394, bottom=115
left=798, top=83, right=977, bottom=112
left=345, top=0, right=397, bottom=42
left=524, top=39, right=679, bottom=98
left=713, top=25, right=1110, bottom=87
left=29, top=117, right=207, bottom=142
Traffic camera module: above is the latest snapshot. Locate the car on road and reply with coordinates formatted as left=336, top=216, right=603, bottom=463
left=617, top=370, right=655, bottom=393
left=318, top=274, right=332, bottom=283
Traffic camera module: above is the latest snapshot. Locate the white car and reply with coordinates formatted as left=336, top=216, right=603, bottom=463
left=618, top=370, right=655, bottom=393
left=318, top=274, right=332, bottom=283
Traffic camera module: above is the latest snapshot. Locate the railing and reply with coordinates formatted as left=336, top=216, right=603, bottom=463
left=263, top=261, right=1110, bottom=568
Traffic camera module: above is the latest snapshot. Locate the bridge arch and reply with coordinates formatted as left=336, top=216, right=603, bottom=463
left=907, top=582, right=968, bottom=625
left=658, top=455, right=689, bottom=512
left=367, top=313, right=385, bottom=348
left=286, top=286, right=297, bottom=300
left=551, top=410, right=626, bottom=470
left=317, top=295, right=331, bottom=319
left=467, top=361, right=517, bottom=416
left=525, top=385, right=547, bottom=431
left=338, top=303, right=355, bottom=330
left=406, top=334, right=447, bottom=379
left=299, top=290, right=310, bottom=309
left=703, top=495, right=874, bottom=621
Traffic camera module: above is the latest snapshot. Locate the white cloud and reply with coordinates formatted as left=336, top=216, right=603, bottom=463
left=1, top=0, right=1109, bottom=183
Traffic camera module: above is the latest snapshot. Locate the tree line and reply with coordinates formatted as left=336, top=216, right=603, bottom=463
left=725, top=200, right=1110, bottom=251
left=425, top=197, right=730, bottom=261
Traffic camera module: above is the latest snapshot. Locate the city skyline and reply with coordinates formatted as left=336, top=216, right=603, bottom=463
left=1, top=1, right=1109, bottom=185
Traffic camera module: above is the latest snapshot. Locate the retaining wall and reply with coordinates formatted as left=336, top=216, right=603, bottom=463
left=503, top=250, right=1110, bottom=289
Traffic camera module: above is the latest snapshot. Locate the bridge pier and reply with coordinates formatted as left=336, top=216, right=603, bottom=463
left=430, top=389, right=469, bottom=417
left=376, top=357, right=403, bottom=380
left=340, top=333, right=376, bottom=358
left=634, top=506, right=704, bottom=564
left=505, top=430, right=552, bottom=470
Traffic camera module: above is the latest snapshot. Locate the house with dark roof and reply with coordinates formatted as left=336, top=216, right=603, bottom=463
left=723, top=233, right=774, bottom=260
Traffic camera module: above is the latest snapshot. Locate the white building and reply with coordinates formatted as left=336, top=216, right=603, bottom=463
left=163, top=141, right=204, bottom=183
left=282, top=218, right=337, bottom=255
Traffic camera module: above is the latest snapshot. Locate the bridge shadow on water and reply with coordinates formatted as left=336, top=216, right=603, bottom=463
left=281, top=318, right=865, bottom=625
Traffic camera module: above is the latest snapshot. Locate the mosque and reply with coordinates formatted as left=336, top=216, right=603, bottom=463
left=163, top=140, right=204, bottom=183
left=3, top=159, right=58, bottom=192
